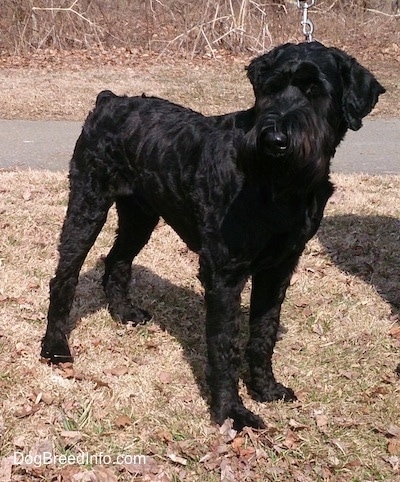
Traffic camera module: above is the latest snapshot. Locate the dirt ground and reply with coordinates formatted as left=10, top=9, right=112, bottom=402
left=0, top=41, right=399, bottom=121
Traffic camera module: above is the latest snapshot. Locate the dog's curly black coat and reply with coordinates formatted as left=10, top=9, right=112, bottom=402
left=41, top=42, right=385, bottom=430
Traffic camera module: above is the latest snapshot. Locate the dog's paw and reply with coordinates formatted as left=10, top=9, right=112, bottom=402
left=109, top=303, right=152, bottom=326
left=40, top=334, right=73, bottom=364
left=249, top=382, right=297, bottom=403
left=212, top=403, right=266, bottom=431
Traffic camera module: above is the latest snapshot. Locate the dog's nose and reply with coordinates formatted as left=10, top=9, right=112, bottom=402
left=263, top=129, right=288, bottom=151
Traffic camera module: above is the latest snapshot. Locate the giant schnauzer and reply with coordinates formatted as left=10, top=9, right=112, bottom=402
left=41, top=41, right=385, bottom=430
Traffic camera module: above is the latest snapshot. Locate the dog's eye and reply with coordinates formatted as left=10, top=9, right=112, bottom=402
left=263, top=82, right=281, bottom=95
left=292, top=77, right=322, bottom=99
left=304, top=83, right=321, bottom=98
left=262, top=76, right=288, bottom=95
left=296, top=81, right=322, bottom=99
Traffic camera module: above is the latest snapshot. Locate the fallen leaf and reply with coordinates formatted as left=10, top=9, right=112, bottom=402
left=231, top=436, right=244, bottom=453
left=0, top=415, right=5, bottom=438
left=339, top=370, right=355, bottom=379
left=153, top=430, right=172, bottom=443
left=167, top=452, right=187, bottom=466
left=314, top=410, right=328, bottom=433
left=241, top=426, right=261, bottom=445
left=312, top=323, right=324, bottom=336
left=14, top=404, right=40, bottom=418
left=283, top=428, right=299, bottom=449
left=219, top=418, right=237, bottom=442
left=146, top=340, right=159, bottom=350
left=334, top=417, right=360, bottom=428
left=216, top=443, right=230, bottom=455
left=199, top=452, right=221, bottom=470
left=176, top=439, right=203, bottom=460
left=158, top=371, right=172, bottom=384
left=22, top=189, right=31, bottom=201
left=320, top=466, right=334, bottom=479
left=28, top=439, right=53, bottom=463
left=346, top=460, right=363, bottom=470
left=387, top=425, right=400, bottom=438
left=58, top=466, right=82, bottom=480
left=331, top=438, right=347, bottom=455
left=92, top=377, right=110, bottom=389
left=220, top=458, right=235, bottom=482
left=328, top=189, right=344, bottom=204
left=15, top=342, right=28, bottom=355
left=289, top=419, right=307, bottom=430
left=369, top=385, right=390, bottom=397
left=290, top=273, right=300, bottom=285
left=40, top=393, right=54, bottom=405
left=122, top=455, right=157, bottom=475
left=388, top=439, right=400, bottom=455
left=384, top=455, right=400, bottom=470
left=114, top=415, right=132, bottom=428
left=93, top=466, right=118, bottom=481
left=56, top=363, right=77, bottom=379
left=0, top=456, right=13, bottom=482
left=238, top=446, right=256, bottom=458
left=60, top=430, right=83, bottom=442
left=105, top=366, right=129, bottom=376
left=389, top=325, right=400, bottom=340
left=13, top=436, right=25, bottom=449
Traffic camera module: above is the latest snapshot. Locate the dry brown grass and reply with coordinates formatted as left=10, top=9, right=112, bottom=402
left=0, top=50, right=399, bottom=121
left=0, top=170, right=399, bottom=481
left=0, top=57, right=253, bottom=120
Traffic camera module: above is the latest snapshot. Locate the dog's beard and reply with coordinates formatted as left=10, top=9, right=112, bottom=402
left=238, top=108, right=334, bottom=186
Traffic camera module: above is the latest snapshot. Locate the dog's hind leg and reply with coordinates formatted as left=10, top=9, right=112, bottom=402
left=245, top=262, right=299, bottom=403
left=41, top=173, right=112, bottom=364
left=103, top=196, right=159, bottom=325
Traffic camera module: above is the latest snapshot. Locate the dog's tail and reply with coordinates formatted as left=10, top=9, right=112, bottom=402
left=95, top=90, right=117, bottom=108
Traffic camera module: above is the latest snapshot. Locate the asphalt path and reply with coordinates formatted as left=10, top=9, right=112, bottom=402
left=0, top=118, right=399, bottom=174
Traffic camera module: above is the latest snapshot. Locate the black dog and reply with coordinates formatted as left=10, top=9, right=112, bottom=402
left=41, top=42, right=385, bottom=430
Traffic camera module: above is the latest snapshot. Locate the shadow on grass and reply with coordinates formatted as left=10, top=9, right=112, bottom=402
left=317, top=214, right=400, bottom=317
left=68, top=213, right=400, bottom=408
left=72, top=262, right=212, bottom=401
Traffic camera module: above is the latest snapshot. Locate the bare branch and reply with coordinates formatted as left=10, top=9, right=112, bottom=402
left=32, top=1, right=99, bottom=28
left=366, top=8, right=400, bottom=17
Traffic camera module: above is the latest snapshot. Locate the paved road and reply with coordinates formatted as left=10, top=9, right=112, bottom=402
left=0, top=118, right=399, bottom=174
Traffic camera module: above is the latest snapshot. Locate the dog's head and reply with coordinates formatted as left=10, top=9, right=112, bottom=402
left=239, top=42, right=385, bottom=184
left=246, top=41, right=385, bottom=132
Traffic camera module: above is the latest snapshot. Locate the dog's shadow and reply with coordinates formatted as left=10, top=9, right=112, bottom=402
left=317, top=214, right=400, bottom=317
left=72, top=262, right=210, bottom=398
left=71, top=213, right=399, bottom=402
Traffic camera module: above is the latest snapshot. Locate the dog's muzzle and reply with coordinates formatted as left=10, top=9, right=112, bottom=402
left=262, top=128, right=288, bottom=153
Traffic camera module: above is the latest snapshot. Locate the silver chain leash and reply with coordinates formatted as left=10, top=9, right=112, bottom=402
left=297, top=0, right=315, bottom=42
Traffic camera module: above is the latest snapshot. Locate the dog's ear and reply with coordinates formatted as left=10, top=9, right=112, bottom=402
left=95, top=90, right=117, bottom=107
left=246, top=43, right=293, bottom=96
left=246, top=54, right=274, bottom=95
left=334, top=49, right=385, bottom=131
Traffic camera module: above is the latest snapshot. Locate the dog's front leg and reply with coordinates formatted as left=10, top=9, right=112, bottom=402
left=246, top=266, right=298, bottom=403
left=199, top=257, right=265, bottom=431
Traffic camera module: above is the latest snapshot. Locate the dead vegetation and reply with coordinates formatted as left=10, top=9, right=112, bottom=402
left=1, top=0, right=399, bottom=56
left=0, top=48, right=399, bottom=122
left=0, top=170, right=399, bottom=481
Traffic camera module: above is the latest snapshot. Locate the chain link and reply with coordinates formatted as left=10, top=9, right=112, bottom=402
left=297, top=1, right=315, bottom=42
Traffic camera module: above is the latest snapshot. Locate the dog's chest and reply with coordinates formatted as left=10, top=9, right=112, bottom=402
left=221, top=187, right=310, bottom=269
